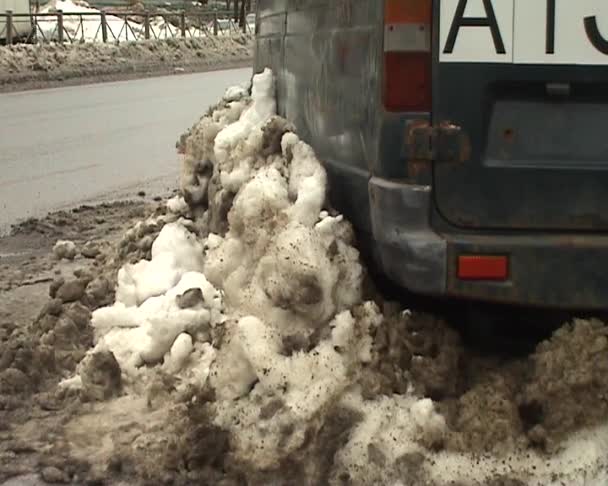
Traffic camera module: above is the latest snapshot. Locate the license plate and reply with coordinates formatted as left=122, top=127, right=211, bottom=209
left=440, top=0, right=608, bottom=65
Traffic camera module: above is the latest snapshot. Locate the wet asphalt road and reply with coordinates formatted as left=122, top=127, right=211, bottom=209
left=0, top=68, right=252, bottom=234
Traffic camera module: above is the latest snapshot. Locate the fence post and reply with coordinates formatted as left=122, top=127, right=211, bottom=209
left=180, top=11, right=185, bottom=37
left=57, top=10, right=64, bottom=43
left=213, top=12, right=218, bottom=36
left=6, top=10, right=13, bottom=46
left=144, top=12, right=150, bottom=39
left=239, top=0, right=246, bottom=33
left=100, top=11, right=107, bottom=42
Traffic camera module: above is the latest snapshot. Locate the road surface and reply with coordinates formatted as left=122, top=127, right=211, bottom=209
left=0, top=68, right=252, bottom=234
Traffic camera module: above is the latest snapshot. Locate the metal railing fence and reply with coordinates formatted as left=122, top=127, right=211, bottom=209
left=0, top=9, right=253, bottom=45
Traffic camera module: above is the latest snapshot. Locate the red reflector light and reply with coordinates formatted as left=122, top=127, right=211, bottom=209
left=384, top=52, right=432, bottom=112
left=458, top=255, right=509, bottom=281
left=383, top=0, right=432, bottom=112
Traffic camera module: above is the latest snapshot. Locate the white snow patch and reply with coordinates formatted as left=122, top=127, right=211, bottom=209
left=115, top=222, right=205, bottom=307
left=282, top=132, right=327, bottom=226
left=213, top=68, right=276, bottom=169
left=166, top=196, right=189, bottom=216
left=91, top=270, right=223, bottom=382
left=224, top=84, right=249, bottom=102
left=58, top=374, right=83, bottom=390
left=162, top=332, right=193, bottom=374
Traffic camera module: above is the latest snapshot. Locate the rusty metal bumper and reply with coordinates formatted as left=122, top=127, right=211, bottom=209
left=369, top=177, right=447, bottom=295
left=369, top=177, right=608, bottom=310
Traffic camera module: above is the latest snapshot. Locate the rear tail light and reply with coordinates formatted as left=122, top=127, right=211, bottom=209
left=458, top=255, right=509, bottom=281
left=384, top=0, right=432, bottom=112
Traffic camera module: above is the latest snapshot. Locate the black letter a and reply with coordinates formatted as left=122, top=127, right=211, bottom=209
left=444, top=0, right=506, bottom=54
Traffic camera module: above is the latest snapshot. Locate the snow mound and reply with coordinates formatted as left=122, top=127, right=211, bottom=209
left=67, top=69, right=608, bottom=486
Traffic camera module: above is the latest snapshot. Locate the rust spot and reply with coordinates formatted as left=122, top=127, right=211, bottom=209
left=458, top=130, right=472, bottom=162
left=407, top=122, right=432, bottom=165
left=408, top=160, right=431, bottom=179
left=406, top=119, right=431, bottom=147
left=406, top=120, right=471, bottom=167
left=405, top=120, right=433, bottom=180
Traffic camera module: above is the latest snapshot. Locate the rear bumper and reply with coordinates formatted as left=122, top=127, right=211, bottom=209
left=369, top=177, right=608, bottom=310
left=369, top=177, right=447, bottom=295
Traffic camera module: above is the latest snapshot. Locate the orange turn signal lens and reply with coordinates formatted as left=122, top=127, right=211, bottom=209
left=385, top=0, right=432, bottom=24
left=458, top=255, right=509, bottom=281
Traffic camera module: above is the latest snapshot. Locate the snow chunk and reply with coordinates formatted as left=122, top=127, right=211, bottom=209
left=214, top=68, right=276, bottom=167
left=58, top=375, right=83, bottom=390
left=282, top=132, right=328, bottom=227
left=116, top=222, right=205, bottom=306
left=163, top=333, right=193, bottom=374
left=166, top=196, right=189, bottom=216
left=410, top=398, right=447, bottom=449
left=92, top=271, right=223, bottom=381
left=228, top=166, right=290, bottom=240
left=53, top=240, right=77, bottom=260
left=224, top=84, right=249, bottom=102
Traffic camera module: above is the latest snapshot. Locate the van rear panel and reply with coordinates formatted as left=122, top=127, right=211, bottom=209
left=435, top=0, right=608, bottom=231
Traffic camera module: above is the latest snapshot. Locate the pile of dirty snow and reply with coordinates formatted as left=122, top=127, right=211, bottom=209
left=55, top=69, right=608, bottom=486
left=0, top=34, right=252, bottom=89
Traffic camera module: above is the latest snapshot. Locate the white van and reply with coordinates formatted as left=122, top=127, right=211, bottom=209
left=0, top=0, right=33, bottom=41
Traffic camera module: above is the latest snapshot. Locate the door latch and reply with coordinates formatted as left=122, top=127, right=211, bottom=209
left=406, top=120, right=471, bottom=164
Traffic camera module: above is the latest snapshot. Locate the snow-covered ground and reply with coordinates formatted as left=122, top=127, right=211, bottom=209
left=2, top=69, right=608, bottom=485
left=0, top=0, right=254, bottom=90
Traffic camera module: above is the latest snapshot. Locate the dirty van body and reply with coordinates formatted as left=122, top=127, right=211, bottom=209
left=254, top=0, right=608, bottom=310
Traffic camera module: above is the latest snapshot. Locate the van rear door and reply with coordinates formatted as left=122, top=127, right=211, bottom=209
left=433, top=0, right=608, bottom=231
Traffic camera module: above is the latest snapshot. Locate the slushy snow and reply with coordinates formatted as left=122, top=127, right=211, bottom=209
left=68, top=69, right=608, bottom=485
